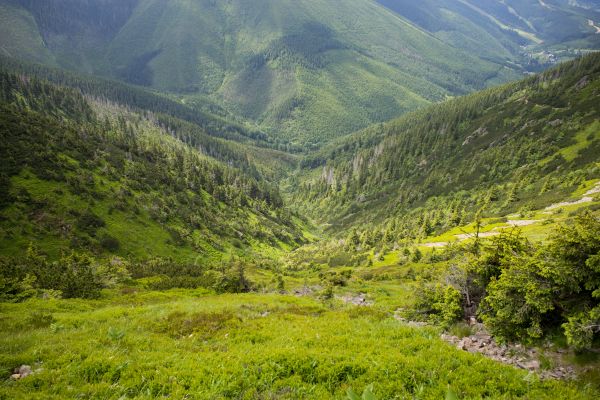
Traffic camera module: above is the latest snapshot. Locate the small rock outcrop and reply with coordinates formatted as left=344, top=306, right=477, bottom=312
left=575, top=75, right=590, bottom=90
left=10, top=365, right=33, bottom=380
left=441, top=326, right=576, bottom=380
left=339, top=293, right=373, bottom=306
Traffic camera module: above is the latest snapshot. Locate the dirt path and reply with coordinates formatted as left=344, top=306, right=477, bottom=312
left=422, top=242, right=449, bottom=248
left=545, top=181, right=600, bottom=211
left=420, top=181, right=599, bottom=249
left=455, top=231, right=500, bottom=240
left=507, top=220, right=538, bottom=227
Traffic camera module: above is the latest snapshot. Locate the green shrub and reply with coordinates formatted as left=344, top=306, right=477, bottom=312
left=479, top=213, right=600, bottom=347
left=0, top=272, right=37, bottom=302
left=76, top=209, right=106, bottom=235
left=156, top=310, right=237, bottom=339
left=320, top=269, right=352, bottom=287
left=413, top=280, right=464, bottom=327
left=2, top=247, right=104, bottom=299
left=27, top=311, right=55, bottom=329
left=100, top=234, right=120, bottom=252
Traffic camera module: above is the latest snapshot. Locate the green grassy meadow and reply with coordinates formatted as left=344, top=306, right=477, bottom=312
left=2, top=290, right=598, bottom=400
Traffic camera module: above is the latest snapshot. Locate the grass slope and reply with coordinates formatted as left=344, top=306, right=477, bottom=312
left=1, top=291, right=596, bottom=399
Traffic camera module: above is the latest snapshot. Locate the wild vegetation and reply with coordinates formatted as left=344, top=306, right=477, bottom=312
left=0, top=0, right=526, bottom=146
left=0, top=69, right=308, bottom=264
left=0, top=6, right=599, bottom=397
left=289, top=52, right=600, bottom=234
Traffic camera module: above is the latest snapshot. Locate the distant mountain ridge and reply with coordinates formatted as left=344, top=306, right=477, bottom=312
left=0, top=0, right=529, bottom=146
left=377, top=0, right=600, bottom=64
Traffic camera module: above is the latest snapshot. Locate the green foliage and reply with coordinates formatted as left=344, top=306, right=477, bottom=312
left=479, top=213, right=600, bottom=347
left=0, top=292, right=595, bottom=399
left=0, top=68, right=307, bottom=261
left=291, top=52, right=600, bottom=238
left=320, top=269, right=353, bottom=287
left=0, top=272, right=37, bottom=302
left=473, top=230, right=533, bottom=288
left=2, top=246, right=81, bottom=299
left=563, top=307, right=600, bottom=352
left=0, top=13, right=599, bottom=399
left=413, top=281, right=464, bottom=327
left=347, top=384, right=377, bottom=400
left=25, top=311, right=54, bottom=329
left=156, top=310, right=237, bottom=340
left=480, top=256, right=554, bottom=340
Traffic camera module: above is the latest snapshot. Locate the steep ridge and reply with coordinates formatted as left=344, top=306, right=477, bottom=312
left=0, top=55, right=294, bottom=153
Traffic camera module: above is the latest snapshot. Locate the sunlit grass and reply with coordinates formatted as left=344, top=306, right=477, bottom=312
left=1, top=290, right=596, bottom=399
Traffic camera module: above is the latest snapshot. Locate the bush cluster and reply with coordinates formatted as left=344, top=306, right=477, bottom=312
left=0, top=248, right=253, bottom=301
left=413, top=213, right=600, bottom=350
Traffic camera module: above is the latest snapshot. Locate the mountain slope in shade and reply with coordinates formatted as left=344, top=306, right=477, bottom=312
left=0, top=0, right=524, bottom=146
left=377, top=0, right=600, bottom=67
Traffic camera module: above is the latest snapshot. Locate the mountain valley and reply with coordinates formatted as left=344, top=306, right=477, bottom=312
left=1, top=2, right=600, bottom=399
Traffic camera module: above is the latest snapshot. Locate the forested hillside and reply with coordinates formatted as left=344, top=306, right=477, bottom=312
left=0, top=68, right=308, bottom=266
left=1, top=3, right=600, bottom=396
left=289, top=52, right=600, bottom=237
left=0, top=51, right=599, bottom=400
left=0, top=0, right=526, bottom=146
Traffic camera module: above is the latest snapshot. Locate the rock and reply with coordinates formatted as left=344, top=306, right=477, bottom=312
left=407, top=321, right=428, bottom=327
left=441, top=334, right=457, bottom=343
left=10, top=365, right=32, bottom=380
left=457, top=337, right=473, bottom=350
left=575, top=75, right=589, bottom=90
left=439, top=327, right=577, bottom=380
left=293, top=286, right=313, bottom=296
left=548, top=119, right=562, bottom=127
left=524, top=360, right=540, bottom=371
left=16, top=365, right=32, bottom=378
